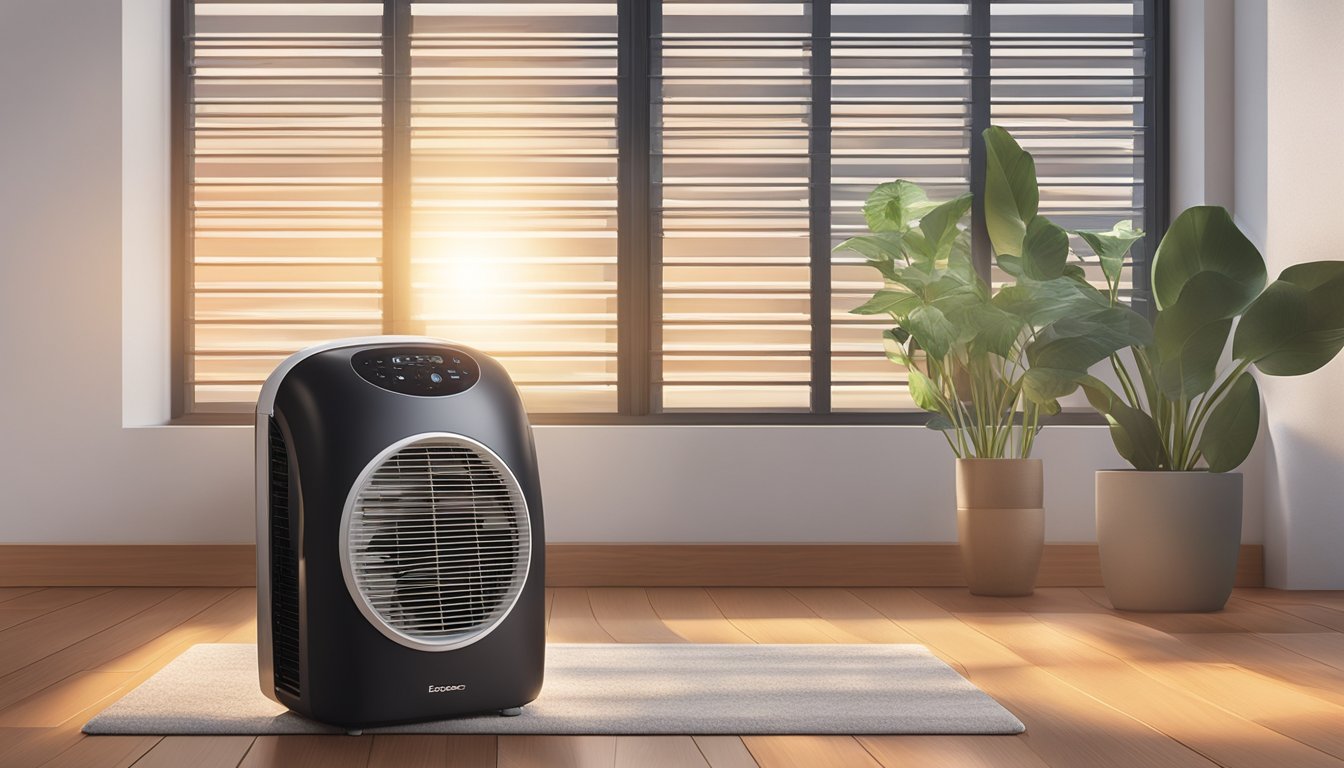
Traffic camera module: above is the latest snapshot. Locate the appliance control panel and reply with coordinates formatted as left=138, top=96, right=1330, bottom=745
left=351, top=347, right=480, bottom=397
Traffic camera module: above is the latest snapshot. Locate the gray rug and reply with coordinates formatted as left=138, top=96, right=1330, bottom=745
left=84, top=643, right=1023, bottom=736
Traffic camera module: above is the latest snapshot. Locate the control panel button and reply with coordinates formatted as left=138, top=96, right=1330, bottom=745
left=350, top=347, right=479, bottom=397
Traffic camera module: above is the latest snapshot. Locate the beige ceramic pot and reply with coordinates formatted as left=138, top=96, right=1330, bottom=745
left=955, top=458, right=1044, bottom=597
left=1096, top=471, right=1242, bottom=612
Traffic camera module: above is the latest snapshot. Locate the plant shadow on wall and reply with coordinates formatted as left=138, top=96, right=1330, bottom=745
left=843, top=126, right=1344, bottom=610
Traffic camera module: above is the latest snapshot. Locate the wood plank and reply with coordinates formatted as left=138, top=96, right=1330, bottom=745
left=786, top=589, right=920, bottom=644
left=858, top=735, right=1050, bottom=768
left=498, top=735, right=616, bottom=768
left=0, top=587, right=42, bottom=604
left=587, top=589, right=686, bottom=644
left=0, top=587, right=117, bottom=634
left=238, top=735, right=373, bottom=768
left=790, top=590, right=972, bottom=683
left=31, top=734, right=160, bottom=768
left=704, top=589, right=863, bottom=644
left=0, top=589, right=177, bottom=679
left=943, top=609, right=1344, bottom=768
left=0, top=546, right=254, bottom=587
left=1257, top=633, right=1344, bottom=672
left=94, top=588, right=253, bottom=672
left=1241, top=601, right=1344, bottom=633
left=2, top=587, right=112, bottom=611
left=366, top=734, right=497, bottom=768
left=0, top=544, right=1269, bottom=588
left=692, top=737, right=759, bottom=768
left=547, top=588, right=615, bottom=643
left=741, top=736, right=882, bottom=768
left=613, top=736, right=711, bottom=768
left=1177, top=632, right=1344, bottom=708
left=1237, top=589, right=1344, bottom=611
left=0, top=670, right=131, bottom=727
left=854, top=588, right=1219, bottom=768
left=0, top=609, right=48, bottom=633
left=0, top=588, right=232, bottom=711
left=644, top=589, right=754, bottom=644
left=129, top=735, right=255, bottom=768
left=1005, top=607, right=1344, bottom=760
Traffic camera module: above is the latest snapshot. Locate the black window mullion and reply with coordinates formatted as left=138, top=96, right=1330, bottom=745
left=618, top=0, right=654, bottom=416
left=171, top=0, right=193, bottom=417
left=969, top=0, right=992, bottom=283
left=382, top=0, right=413, bottom=335
left=1138, top=0, right=1170, bottom=319
left=809, top=0, right=832, bottom=414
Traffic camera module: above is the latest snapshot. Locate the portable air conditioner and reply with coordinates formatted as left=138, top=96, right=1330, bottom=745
left=255, top=336, right=545, bottom=729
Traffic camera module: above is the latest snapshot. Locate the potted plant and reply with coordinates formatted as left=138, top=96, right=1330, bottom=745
left=988, top=136, right=1344, bottom=611
left=840, top=135, right=1148, bottom=595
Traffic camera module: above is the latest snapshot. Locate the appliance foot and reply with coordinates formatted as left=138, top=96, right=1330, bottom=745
left=499, top=707, right=523, bottom=717
left=346, top=729, right=363, bottom=736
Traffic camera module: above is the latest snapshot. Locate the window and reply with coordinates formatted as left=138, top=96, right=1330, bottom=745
left=173, top=0, right=1166, bottom=423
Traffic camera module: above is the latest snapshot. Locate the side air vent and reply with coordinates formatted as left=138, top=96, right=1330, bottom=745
left=268, top=418, right=301, bottom=697
left=342, top=435, right=531, bottom=651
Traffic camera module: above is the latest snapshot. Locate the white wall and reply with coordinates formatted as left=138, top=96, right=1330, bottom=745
left=0, top=0, right=1265, bottom=549
left=1234, top=0, right=1344, bottom=588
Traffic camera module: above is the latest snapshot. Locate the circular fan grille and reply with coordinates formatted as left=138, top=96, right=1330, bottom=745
left=341, top=434, right=531, bottom=650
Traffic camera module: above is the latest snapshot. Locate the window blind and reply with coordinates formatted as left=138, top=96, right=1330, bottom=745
left=176, top=0, right=1163, bottom=421
left=653, top=1, right=815, bottom=411
left=409, top=1, right=621, bottom=413
left=185, top=1, right=387, bottom=411
left=828, top=1, right=973, bottom=411
left=990, top=0, right=1152, bottom=305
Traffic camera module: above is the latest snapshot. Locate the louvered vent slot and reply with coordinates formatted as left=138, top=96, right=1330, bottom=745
left=268, top=418, right=301, bottom=697
left=345, top=436, right=530, bottom=647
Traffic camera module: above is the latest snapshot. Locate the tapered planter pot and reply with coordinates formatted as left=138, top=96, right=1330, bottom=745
left=955, top=459, right=1044, bottom=596
left=1096, top=471, right=1242, bottom=612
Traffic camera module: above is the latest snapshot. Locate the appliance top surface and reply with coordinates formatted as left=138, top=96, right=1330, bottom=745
left=257, top=336, right=480, bottom=415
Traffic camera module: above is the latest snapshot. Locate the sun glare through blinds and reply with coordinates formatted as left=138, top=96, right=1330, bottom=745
left=829, top=1, right=971, bottom=411
left=188, top=2, right=386, bottom=411
left=179, top=0, right=1158, bottom=419
left=408, top=1, right=620, bottom=413
left=990, top=1, right=1149, bottom=300
left=655, top=1, right=814, bottom=411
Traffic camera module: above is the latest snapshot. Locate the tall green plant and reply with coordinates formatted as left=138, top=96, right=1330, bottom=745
left=840, top=139, right=1149, bottom=459
left=986, top=132, right=1344, bottom=471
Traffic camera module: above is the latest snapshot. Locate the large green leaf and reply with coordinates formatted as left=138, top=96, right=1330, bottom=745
left=882, top=328, right=911, bottom=366
left=851, top=289, right=921, bottom=318
left=1021, top=367, right=1085, bottom=404
left=1075, top=220, right=1144, bottom=292
left=1198, top=372, right=1260, bottom=473
left=982, top=126, right=1039, bottom=258
left=832, top=233, right=907, bottom=262
left=914, top=193, right=973, bottom=264
left=993, top=277, right=1107, bottom=328
left=1028, top=306, right=1153, bottom=374
left=964, top=302, right=1026, bottom=359
left=863, top=180, right=938, bottom=233
left=1151, top=206, right=1266, bottom=311
left=1155, top=319, right=1232, bottom=400
left=1080, top=378, right=1170, bottom=471
left=1152, top=270, right=1248, bottom=399
left=905, top=304, right=957, bottom=359
left=906, top=368, right=943, bottom=415
left=1233, top=261, right=1344, bottom=375
left=1021, top=217, right=1071, bottom=280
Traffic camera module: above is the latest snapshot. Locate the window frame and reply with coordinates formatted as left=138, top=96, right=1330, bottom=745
left=170, top=0, right=1169, bottom=426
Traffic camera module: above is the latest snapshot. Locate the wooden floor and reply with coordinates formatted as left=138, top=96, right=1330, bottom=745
left=2, top=588, right=1344, bottom=768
